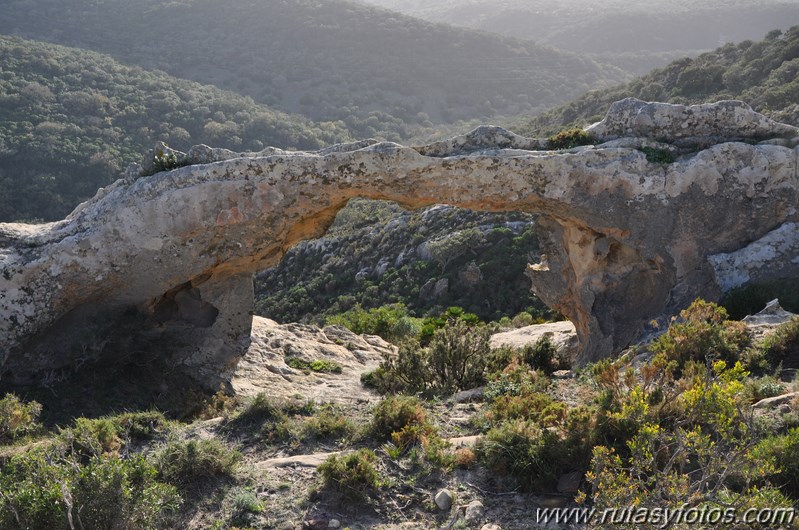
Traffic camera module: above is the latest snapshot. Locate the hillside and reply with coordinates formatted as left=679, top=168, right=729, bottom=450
left=358, top=0, right=799, bottom=74
left=254, top=199, right=551, bottom=325
left=0, top=0, right=626, bottom=140
left=0, top=35, right=349, bottom=222
left=515, top=26, right=799, bottom=136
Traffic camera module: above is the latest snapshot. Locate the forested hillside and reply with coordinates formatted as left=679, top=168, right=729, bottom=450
left=255, top=200, right=550, bottom=325
left=0, top=35, right=349, bottom=222
left=359, top=0, right=799, bottom=74
left=0, top=0, right=625, bottom=140
left=516, top=26, right=799, bottom=136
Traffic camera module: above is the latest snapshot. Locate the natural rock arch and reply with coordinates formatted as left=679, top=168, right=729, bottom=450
left=1, top=99, right=798, bottom=389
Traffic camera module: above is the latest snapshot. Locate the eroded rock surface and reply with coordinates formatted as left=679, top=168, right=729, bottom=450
left=1, top=99, right=798, bottom=388
left=231, top=316, right=391, bottom=402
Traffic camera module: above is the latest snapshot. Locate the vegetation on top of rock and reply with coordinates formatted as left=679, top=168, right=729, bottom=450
left=639, top=146, right=676, bottom=164
left=547, top=127, right=595, bottom=149
left=0, top=0, right=625, bottom=141
left=0, top=34, right=349, bottom=222
left=515, top=26, right=799, bottom=136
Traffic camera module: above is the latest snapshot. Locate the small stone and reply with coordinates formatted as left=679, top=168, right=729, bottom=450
left=557, top=471, right=582, bottom=493
left=464, top=500, right=484, bottom=524
left=480, top=525, right=502, bottom=530
left=453, top=386, right=484, bottom=403
left=328, top=519, right=341, bottom=529
left=434, top=489, right=454, bottom=511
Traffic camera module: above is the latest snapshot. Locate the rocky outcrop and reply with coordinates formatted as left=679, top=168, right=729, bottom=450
left=489, top=321, right=577, bottom=355
left=1, top=99, right=798, bottom=388
left=230, top=316, right=391, bottom=401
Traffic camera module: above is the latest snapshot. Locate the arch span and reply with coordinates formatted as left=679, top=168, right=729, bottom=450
left=1, top=100, right=798, bottom=388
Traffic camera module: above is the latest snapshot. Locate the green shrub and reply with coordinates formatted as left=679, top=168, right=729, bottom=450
left=226, top=393, right=288, bottom=427
left=317, top=449, right=381, bottom=501
left=426, top=319, right=490, bottom=394
left=153, top=438, right=240, bottom=488
left=485, top=391, right=567, bottom=429
left=521, top=335, right=559, bottom=375
left=477, top=419, right=569, bottom=492
left=510, top=311, right=534, bottom=328
left=0, top=448, right=180, bottom=530
left=370, top=395, right=428, bottom=442
left=650, top=299, right=750, bottom=370
left=62, top=417, right=123, bottom=459
left=639, top=146, right=676, bottom=164
left=148, top=149, right=188, bottom=175
left=756, top=427, right=799, bottom=497
left=59, top=411, right=172, bottom=460
left=364, top=319, right=491, bottom=395
left=0, top=393, right=42, bottom=444
left=361, top=341, right=430, bottom=394
left=746, top=317, right=799, bottom=374
left=584, top=361, right=777, bottom=518
left=547, top=127, right=594, bottom=149
left=743, top=375, right=786, bottom=403
left=286, top=357, right=343, bottom=374
left=72, top=454, right=181, bottom=530
left=370, top=396, right=448, bottom=462
left=229, top=487, right=264, bottom=526
left=301, top=406, right=356, bottom=443
left=326, top=303, right=420, bottom=343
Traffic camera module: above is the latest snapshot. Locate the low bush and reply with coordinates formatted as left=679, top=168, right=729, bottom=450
left=301, top=405, right=356, bottom=443
left=0, top=393, right=42, bottom=444
left=0, top=448, right=180, bottom=529
left=521, top=335, right=559, bottom=375
left=745, top=317, right=799, bottom=374
left=639, top=146, right=676, bottom=164
left=317, top=449, right=381, bottom=501
left=363, top=319, right=491, bottom=396
left=478, top=419, right=572, bottom=492
left=228, top=487, right=264, bottom=526
left=547, top=127, right=594, bottom=149
left=743, top=375, right=786, bottom=403
left=370, top=396, right=428, bottom=442
left=756, top=427, right=799, bottom=497
left=326, top=303, right=421, bottom=343
left=153, top=438, right=240, bottom=489
left=650, top=299, right=750, bottom=370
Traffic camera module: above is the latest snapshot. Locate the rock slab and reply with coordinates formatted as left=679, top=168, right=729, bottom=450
left=1, top=99, right=798, bottom=388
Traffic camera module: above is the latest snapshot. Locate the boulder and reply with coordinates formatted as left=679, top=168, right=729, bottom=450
left=434, top=489, right=454, bottom=511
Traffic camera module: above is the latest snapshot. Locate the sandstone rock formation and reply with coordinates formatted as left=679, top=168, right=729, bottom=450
left=1, top=98, right=797, bottom=389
